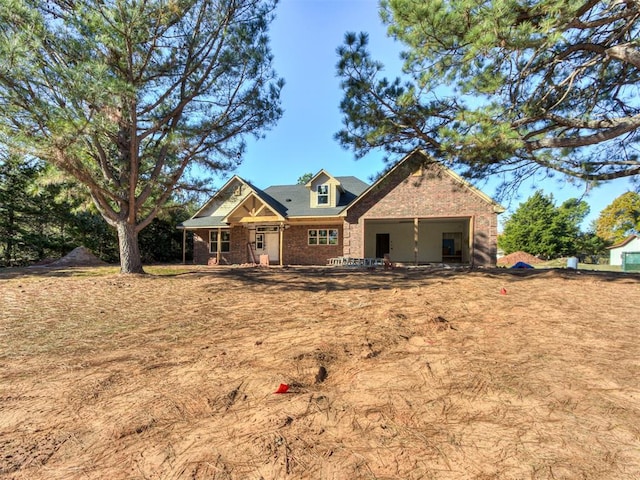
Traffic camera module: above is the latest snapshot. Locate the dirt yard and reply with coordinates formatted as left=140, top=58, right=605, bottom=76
left=0, top=265, right=639, bottom=479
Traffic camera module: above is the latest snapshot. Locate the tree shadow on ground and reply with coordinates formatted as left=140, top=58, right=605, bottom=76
left=187, top=265, right=640, bottom=293
left=1, top=264, right=637, bottom=291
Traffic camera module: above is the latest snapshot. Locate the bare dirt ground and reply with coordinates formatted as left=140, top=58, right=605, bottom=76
left=0, top=265, right=639, bottom=480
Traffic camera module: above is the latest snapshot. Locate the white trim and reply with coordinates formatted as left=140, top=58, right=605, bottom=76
left=209, top=229, right=231, bottom=254
left=308, top=228, right=340, bottom=246
left=305, top=169, right=342, bottom=189
left=256, top=226, right=280, bottom=232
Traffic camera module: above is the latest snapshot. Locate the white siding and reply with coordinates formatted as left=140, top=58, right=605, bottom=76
left=609, top=236, right=640, bottom=265
left=198, top=179, right=250, bottom=217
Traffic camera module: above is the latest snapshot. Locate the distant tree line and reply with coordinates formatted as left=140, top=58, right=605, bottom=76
left=499, top=191, right=640, bottom=262
left=0, top=155, right=195, bottom=267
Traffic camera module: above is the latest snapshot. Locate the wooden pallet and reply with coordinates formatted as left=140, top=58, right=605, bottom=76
left=327, top=257, right=385, bottom=268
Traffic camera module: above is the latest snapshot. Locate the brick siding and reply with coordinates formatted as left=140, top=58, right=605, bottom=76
left=282, top=225, right=343, bottom=265
left=189, top=153, right=500, bottom=267
left=344, top=154, right=500, bottom=266
left=192, top=226, right=249, bottom=265
left=193, top=225, right=343, bottom=265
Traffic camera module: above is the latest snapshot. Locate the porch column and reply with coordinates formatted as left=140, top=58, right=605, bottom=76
left=216, top=227, right=222, bottom=264
left=182, top=229, right=186, bottom=264
left=414, top=217, right=419, bottom=266
left=469, top=216, right=475, bottom=267
left=279, top=224, right=284, bottom=266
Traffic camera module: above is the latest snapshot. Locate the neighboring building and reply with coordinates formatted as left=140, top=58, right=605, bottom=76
left=178, top=150, right=505, bottom=267
left=607, top=234, right=640, bottom=266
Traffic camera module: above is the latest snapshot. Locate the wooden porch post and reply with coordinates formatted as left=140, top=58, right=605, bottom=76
left=469, top=216, right=475, bottom=267
left=217, top=227, right=222, bottom=264
left=414, top=217, right=419, bottom=266
left=279, top=224, right=284, bottom=266
left=182, top=229, right=186, bottom=264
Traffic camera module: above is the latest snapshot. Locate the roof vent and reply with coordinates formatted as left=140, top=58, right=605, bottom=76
left=285, top=198, right=292, bottom=202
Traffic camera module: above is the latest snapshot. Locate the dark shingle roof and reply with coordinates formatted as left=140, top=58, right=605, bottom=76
left=263, top=176, right=368, bottom=217
left=178, top=216, right=227, bottom=228
left=180, top=175, right=369, bottom=228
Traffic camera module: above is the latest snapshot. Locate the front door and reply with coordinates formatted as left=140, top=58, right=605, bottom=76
left=376, top=233, right=390, bottom=258
left=254, top=230, right=280, bottom=264
left=265, top=232, right=279, bottom=262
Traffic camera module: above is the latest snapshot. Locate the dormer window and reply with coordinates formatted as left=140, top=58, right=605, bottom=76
left=317, top=185, right=329, bottom=205
left=307, top=171, right=341, bottom=208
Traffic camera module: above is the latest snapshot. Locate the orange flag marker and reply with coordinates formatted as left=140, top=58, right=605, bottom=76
left=274, top=383, right=289, bottom=394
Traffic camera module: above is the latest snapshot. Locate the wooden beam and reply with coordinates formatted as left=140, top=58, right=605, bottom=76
left=469, top=216, right=475, bottom=267
left=279, top=225, right=284, bottom=266
left=253, top=204, right=267, bottom=217
left=216, top=227, right=222, bottom=264
left=238, top=215, right=283, bottom=223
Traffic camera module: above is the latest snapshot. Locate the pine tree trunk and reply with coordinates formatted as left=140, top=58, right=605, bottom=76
left=4, top=210, right=14, bottom=266
left=116, top=221, right=145, bottom=274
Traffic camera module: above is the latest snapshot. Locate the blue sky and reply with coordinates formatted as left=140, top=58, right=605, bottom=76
left=234, top=0, right=634, bottom=229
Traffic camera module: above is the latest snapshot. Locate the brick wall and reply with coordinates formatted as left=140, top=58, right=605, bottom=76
left=283, top=225, right=343, bottom=265
left=193, top=225, right=344, bottom=266
left=190, top=154, right=500, bottom=267
left=192, top=226, right=249, bottom=265
left=344, top=154, right=501, bottom=266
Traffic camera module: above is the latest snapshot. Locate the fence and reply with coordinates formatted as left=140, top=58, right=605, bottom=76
left=622, top=252, right=640, bottom=272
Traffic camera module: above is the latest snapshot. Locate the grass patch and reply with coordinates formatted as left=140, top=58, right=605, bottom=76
left=534, top=258, right=621, bottom=272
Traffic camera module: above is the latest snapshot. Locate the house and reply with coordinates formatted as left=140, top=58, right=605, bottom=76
left=178, top=150, right=505, bottom=267
left=607, top=234, right=640, bottom=266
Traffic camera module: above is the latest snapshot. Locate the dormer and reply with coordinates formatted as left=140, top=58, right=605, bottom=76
left=306, top=170, right=343, bottom=208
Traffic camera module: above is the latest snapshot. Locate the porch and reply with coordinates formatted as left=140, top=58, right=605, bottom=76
left=361, top=217, right=473, bottom=266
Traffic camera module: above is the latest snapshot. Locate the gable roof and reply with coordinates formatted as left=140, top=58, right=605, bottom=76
left=179, top=175, right=257, bottom=229
left=178, top=174, right=368, bottom=228
left=222, top=190, right=285, bottom=223
left=606, top=234, right=640, bottom=249
left=305, top=169, right=343, bottom=191
left=179, top=215, right=227, bottom=229
left=345, top=149, right=505, bottom=214
left=189, top=175, right=249, bottom=219
left=179, top=149, right=504, bottom=230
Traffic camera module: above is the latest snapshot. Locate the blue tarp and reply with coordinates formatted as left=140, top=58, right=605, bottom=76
left=511, top=261, right=533, bottom=269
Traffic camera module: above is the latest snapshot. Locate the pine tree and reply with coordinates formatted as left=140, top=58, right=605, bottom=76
left=499, top=191, right=589, bottom=258
left=0, top=154, right=39, bottom=265
left=336, top=0, right=640, bottom=190
left=0, top=0, right=283, bottom=273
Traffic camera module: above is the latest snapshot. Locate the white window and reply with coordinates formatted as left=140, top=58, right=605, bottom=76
left=256, top=226, right=279, bottom=232
left=255, top=233, right=265, bottom=250
left=317, top=184, right=329, bottom=205
left=308, top=229, right=338, bottom=246
left=210, top=230, right=230, bottom=253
